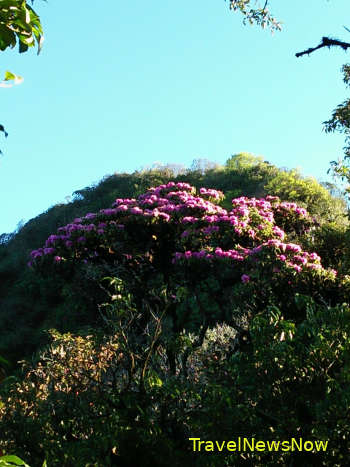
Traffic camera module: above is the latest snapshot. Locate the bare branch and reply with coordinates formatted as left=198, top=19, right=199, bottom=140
left=296, top=37, right=350, bottom=58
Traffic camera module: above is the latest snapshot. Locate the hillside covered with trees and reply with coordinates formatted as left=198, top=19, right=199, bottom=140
left=1, top=154, right=350, bottom=466
left=2, top=0, right=350, bottom=465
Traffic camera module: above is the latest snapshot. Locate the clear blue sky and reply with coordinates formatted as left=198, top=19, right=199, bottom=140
left=1, top=0, right=350, bottom=234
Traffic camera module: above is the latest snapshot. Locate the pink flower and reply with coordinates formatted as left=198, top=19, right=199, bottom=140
left=130, top=207, right=143, bottom=215
left=248, top=229, right=256, bottom=239
left=182, top=216, right=197, bottom=223
left=272, top=226, right=285, bottom=239
left=158, top=212, right=170, bottom=221
left=250, top=245, right=263, bottom=255
left=30, top=249, right=43, bottom=259
left=295, top=207, right=307, bottom=217
left=84, top=213, right=96, bottom=220
left=101, top=208, right=117, bottom=215
left=116, top=205, right=128, bottom=212
left=307, top=263, right=322, bottom=271
left=45, top=234, right=59, bottom=247
left=309, top=252, right=320, bottom=261
left=241, top=274, right=250, bottom=283
left=293, top=255, right=307, bottom=265
left=285, top=243, right=302, bottom=253
left=214, top=247, right=224, bottom=257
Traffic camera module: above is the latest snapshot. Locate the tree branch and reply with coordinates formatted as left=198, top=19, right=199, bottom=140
left=296, top=37, right=350, bottom=58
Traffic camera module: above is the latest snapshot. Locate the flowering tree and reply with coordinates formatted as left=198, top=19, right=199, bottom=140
left=29, top=182, right=342, bottom=346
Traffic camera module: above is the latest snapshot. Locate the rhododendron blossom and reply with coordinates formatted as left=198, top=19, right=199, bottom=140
left=29, top=182, right=336, bottom=286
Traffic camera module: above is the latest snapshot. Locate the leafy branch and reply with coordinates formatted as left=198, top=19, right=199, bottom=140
left=227, top=0, right=282, bottom=32
left=0, top=0, right=45, bottom=151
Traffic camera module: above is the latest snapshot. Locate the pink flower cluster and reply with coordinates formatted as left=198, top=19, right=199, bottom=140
left=172, top=247, right=246, bottom=263
left=29, top=182, right=224, bottom=265
left=199, top=187, right=225, bottom=201
left=172, top=237, right=324, bottom=276
left=275, top=201, right=308, bottom=218
left=29, top=182, right=334, bottom=282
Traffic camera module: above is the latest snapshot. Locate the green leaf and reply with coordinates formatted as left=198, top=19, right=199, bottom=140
left=3, top=70, right=23, bottom=84
left=146, top=370, right=163, bottom=388
left=19, top=40, right=29, bottom=53
left=4, top=71, right=16, bottom=81
left=0, top=455, right=30, bottom=466
left=0, top=25, right=16, bottom=51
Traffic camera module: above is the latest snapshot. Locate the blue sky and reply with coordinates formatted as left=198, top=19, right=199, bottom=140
left=1, top=0, right=350, bottom=234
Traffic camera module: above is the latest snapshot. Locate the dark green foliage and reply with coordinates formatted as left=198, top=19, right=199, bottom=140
left=184, top=299, right=350, bottom=466
left=1, top=285, right=350, bottom=466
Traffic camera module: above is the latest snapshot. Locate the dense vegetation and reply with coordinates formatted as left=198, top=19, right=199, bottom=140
left=1, top=154, right=350, bottom=466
